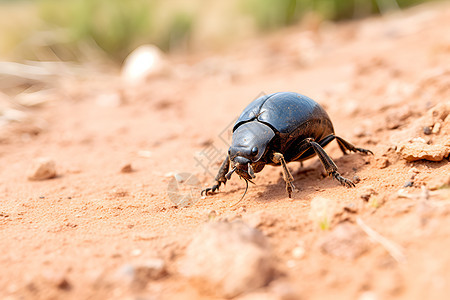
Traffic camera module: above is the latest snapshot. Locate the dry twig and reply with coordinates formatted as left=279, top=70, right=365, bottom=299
left=356, top=217, right=407, bottom=264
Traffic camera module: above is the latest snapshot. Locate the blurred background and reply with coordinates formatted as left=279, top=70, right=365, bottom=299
left=0, top=0, right=436, bottom=64
left=1, top=1, right=450, bottom=299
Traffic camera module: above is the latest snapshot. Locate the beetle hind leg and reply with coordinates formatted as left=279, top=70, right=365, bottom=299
left=270, top=152, right=297, bottom=198
left=306, top=138, right=355, bottom=188
left=334, top=136, right=373, bottom=155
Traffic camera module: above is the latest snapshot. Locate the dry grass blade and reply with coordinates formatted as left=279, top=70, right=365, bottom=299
left=356, top=217, right=407, bottom=264
left=0, top=62, right=54, bottom=81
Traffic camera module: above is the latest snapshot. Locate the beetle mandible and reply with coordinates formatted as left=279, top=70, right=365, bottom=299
left=201, top=92, right=373, bottom=198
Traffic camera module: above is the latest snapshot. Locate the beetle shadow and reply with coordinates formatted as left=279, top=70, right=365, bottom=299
left=254, top=152, right=370, bottom=202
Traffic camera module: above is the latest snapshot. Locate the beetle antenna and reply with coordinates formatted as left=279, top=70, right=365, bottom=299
left=231, top=178, right=249, bottom=207
left=225, top=167, right=236, bottom=180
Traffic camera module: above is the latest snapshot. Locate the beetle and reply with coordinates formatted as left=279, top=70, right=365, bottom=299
left=201, top=92, right=373, bottom=198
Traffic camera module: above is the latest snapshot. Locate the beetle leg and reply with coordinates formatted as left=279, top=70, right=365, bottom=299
left=306, top=138, right=355, bottom=188
left=333, top=135, right=373, bottom=155
left=201, top=155, right=230, bottom=196
left=270, top=152, right=297, bottom=198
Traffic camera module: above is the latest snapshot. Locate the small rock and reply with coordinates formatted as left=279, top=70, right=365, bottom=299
left=318, top=222, right=369, bottom=260
left=122, top=45, right=168, bottom=83
left=120, top=163, right=133, bottom=173
left=403, top=181, right=413, bottom=188
left=42, top=271, right=71, bottom=290
left=344, top=203, right=358, bottom=213
left=179, top=220, right=274, bottom=298
left=208, top=210, right=217, bottom=220
left=138, top=150, right=152, bottom=158
left=432, top=122, right=441, bottom=134
left=411, top=137, right=427, bottom=143
left=27, top=157, right=57, bottom=181
left=359, top=186, right=376, bottom=202
left=397, top=141, right=450, bottom=162
left=111, top=188, right=129, bottom=197
left=353, top=175, right=361, bottom=183
left=375, top=157, right=389, bottom=169
left=423, top=126, right=432, bottom=135
left=292, top=244, right=306, bottom=259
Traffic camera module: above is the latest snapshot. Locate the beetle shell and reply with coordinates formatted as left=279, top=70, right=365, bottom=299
left=233, top=92, right=334, bottom=162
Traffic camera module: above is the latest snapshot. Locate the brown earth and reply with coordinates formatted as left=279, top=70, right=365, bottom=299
left=1, top=2, right=450, bottom=300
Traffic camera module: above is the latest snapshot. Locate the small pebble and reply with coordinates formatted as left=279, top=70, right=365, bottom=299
left=292, top=245, right=306, bottom=259
left=432, top=122, right=441, bottom=134
left=423, top=126, right=432, bottom=135
left=42, top=271, right=71, bottom=290
left=236, top=206, right=247, bottom=214
left=344, top=203, right=358, bottom=213
left=208, top=210, right=217, bottom=220
left=375, top=157, right=389, bottom=169
left=120, top=163, right=133, bottom=173
left=403, top=181, right=413, bottom=188
left=359, top=187, right=376, bottom=202
left=27, top=157, right=57, bottom=181
left=137, top=150, right=152, bottom=158
left=111, top=188, right=128, bottom=197
left=353, top=175, right=361, bottom=184
left=411, top=137, right=427, bottom=143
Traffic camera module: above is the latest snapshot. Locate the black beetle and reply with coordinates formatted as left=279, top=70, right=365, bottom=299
left=202, top=92, right=372, bottom=198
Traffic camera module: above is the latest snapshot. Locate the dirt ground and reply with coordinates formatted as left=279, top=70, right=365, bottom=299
left=1, top=2, right=450, bottom=300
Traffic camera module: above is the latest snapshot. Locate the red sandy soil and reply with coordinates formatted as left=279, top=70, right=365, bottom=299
left=1, top=2, right=450, bottom=299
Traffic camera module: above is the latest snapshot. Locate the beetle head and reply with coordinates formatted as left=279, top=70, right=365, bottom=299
left=227, top=121, right=274, bottom=180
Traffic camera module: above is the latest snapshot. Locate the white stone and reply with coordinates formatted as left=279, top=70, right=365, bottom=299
left=122, top=45, right=167, bottom=83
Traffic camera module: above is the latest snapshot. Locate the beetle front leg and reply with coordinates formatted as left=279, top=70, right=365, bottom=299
left=306, top=138, right=355, bottom=188
left=201, top=155, right=230, bottom=196
left=270, top=152, right=297, bottom=198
